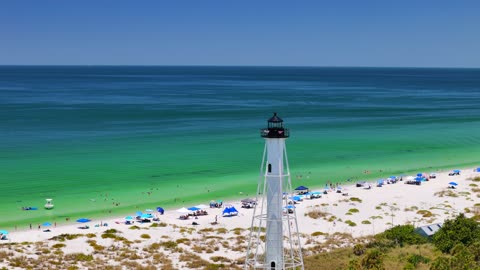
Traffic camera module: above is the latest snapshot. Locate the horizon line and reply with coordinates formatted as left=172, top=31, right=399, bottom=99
left=0, top=64, right=479, bottom=69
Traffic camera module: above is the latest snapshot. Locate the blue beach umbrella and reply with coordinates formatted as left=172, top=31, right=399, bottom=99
left=285, top=205, right=296, bottom=209
left=0, top=230, right=9, bottom=235
left=417, top=173, right=423, bottom=177
left=476, top=168, right=480, bottom=172
left=156, top=207, right=164, bottom=214
left=453, top=170, right=460, bottom=173
left=135, top=211, right=143, bottom=217
left=42, top=222, right=52, bottom=227
left=449, top=182, right=458, bottom=186
left=415, top=177, right=424, bottom=182
left=188, top=206, right=200, bottom=211
left=291, top=196, right=302, bottom=201
left=76, top=218, right=91, bottom=223
left=125, top=216, right=133, bottom=221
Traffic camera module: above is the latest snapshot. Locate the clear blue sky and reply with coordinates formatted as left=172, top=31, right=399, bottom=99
left=1, top=1, right=479, bottom=67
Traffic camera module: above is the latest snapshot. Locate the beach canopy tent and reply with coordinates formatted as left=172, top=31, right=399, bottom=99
left=195, top=204, right=208, bottom=209
left=140, top=213, right=153, bottom=219
left=241, top=198, right=256, bottom=204
left=76, top=218, right=91, bottom=223
left=42, top=222, right=52, bottom=227
left=449, top=182, right=458, bottom=186
left=176, top=207, right=191, bottom=213
left=222, top=206, right=238, bottom=217
left=0, top=230, right=8, bottom=239
left=156, top=207, right=164, bottom=214
left=291, top=196, right=302, bottom=201
left=295, top=185, right=309, bottom=191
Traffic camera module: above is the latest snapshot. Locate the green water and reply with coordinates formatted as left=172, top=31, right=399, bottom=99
left=1, top=66, right=480, bottom=229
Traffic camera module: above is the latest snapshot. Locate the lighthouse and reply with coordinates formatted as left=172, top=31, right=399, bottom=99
left=245, top=113, right=304, bottom=270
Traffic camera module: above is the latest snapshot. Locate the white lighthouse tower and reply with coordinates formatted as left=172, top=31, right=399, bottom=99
left=245, top=113, right=304, bottom=270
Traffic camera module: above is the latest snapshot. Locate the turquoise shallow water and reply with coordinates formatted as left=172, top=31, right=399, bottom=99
left=1, top=66, right=480, bottom=229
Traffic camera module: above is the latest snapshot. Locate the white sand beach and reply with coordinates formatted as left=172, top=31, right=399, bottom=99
left=1, top=167, right=479, bottom=269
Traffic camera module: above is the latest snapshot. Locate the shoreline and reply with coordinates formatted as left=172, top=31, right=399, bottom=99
left=2, top=162, right=478, bottom=231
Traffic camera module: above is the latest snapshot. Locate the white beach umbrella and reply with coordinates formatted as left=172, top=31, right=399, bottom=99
left=176, top=207, right=191, bottom=213
left=194, top=204, right=208, bottom=209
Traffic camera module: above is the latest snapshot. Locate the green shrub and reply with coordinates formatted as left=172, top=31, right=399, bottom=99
left=353, top=244, right=365, bottom=256
left=140, top=234, right=151, bottom=239
left=345, top=220, right=357, bottom=227
left=377, top=225, right=426, bottom=247
left=350, top=197, right=362, bottom=203
left=361, top=248, right=384, bottom=269
left=406, top=254, right=430, bottom=267
left=433, top=213, right=480, bottom=253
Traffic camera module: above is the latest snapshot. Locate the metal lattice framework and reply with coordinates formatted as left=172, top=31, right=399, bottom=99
left=245, top=143, right=304, bottom=270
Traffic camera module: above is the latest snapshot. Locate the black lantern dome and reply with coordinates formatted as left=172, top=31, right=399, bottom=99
left=260, top=113, right=290, bottom=138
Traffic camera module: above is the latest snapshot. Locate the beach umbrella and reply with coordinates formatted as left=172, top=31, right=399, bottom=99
left=476, top=168, right=480, bottom=172
left=285, top=205, right=296, bottom=209
left=311, top=192, right=321, bottom=195
left=156, top=207, right=164, bottom=214
left=135, top=211, right=143, bottom=217
left=42, top=222, right=52, bottom=227
left=294, top=185, right=309, bottom=191
left=76, top=218, right=91, bottom=223
left=0, top=230, right=8, bottom=235
left=145, top=209, right=153, bottom=212
left=449, top=182, right=458, bottom=186
left=125, top=216, right=133, bottom=221
left=406, top=176, right=415, bottom=181
left=188, top=206, right=200, bottom=211
left=194, top=204, right=208, bottom=209
left=453, top=170, right=460, bottom=173
left=415, top=177, right=424, bottom=182
left=176, top=207, right=191, bottom=213
left=417, top=173, right=423, bottom=177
